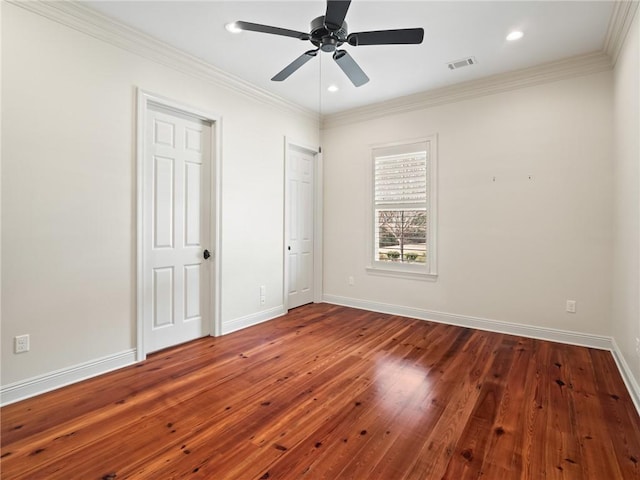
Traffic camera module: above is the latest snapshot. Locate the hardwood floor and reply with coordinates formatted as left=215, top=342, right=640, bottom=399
left=2, top=303, right=640, bottom=479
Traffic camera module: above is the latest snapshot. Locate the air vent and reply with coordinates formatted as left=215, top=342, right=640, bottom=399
left=447, top=57, right=477, bottom=70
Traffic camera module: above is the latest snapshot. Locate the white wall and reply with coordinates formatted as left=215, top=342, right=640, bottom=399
left=612, top=11, right=640, bottom=385
left=1, top=4, right=318, bottom=386
left=322, top=71, right=613, bottom=336
left=0, top=1, right=3, bottom=372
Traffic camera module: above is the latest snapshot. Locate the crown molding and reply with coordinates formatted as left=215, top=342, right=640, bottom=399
left=322, top=52, right=612, bottom=129
left=604, top=1, right=640, bottom=65
left=9, top=0, right=631, bottom=130
left=8, top=0, right=318, bottom=123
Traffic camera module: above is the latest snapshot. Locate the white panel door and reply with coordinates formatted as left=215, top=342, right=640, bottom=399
left=144, top=105, right=211, bottom=352
left=287, top=146, right=314, bottom=309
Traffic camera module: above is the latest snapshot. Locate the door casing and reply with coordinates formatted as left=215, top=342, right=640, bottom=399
left=136, top=89, right=222, bottom=361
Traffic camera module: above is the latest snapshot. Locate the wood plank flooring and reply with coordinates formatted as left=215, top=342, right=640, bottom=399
left=2, top=303, right=640, bottom=479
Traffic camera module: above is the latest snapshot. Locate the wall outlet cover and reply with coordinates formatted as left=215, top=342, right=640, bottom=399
left=15, top=334, right=30, bottom=354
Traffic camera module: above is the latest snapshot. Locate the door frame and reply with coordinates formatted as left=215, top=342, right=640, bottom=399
left=283, top=138, right=323, bottom=311
left=136, top=89, right=222, bottom=361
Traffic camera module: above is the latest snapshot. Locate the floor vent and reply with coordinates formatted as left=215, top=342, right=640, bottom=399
left=447, top=57, right=477, bottom=70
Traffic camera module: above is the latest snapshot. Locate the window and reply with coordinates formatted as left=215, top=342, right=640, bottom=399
left=368, top=138, right=437, bottom=279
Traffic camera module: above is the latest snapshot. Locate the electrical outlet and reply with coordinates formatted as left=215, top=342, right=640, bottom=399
left=260, top=285, right=266, bottom=306
left=566, top=300, right=576, bottom=313
left=348, top=276, right=355, bottom=286
left=635, top=338, right=640, bottom=358
left=15, top=334, right=30, bottom=354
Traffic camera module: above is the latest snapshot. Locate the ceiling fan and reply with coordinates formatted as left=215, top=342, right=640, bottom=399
left=230, top=0, right=424, bottom=87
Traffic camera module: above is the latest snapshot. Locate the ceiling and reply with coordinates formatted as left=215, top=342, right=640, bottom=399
left=82, top=1, right=615, bottom=114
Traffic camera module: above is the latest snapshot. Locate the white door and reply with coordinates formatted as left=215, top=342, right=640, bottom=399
left=287, top=145, right=315, bottom=309
left=144, top=104, right=212, bottom=352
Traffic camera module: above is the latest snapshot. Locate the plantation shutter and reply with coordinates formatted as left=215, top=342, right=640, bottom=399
left=374, top=142, right=428, bottom=210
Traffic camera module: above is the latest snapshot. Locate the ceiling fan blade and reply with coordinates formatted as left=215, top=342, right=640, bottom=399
left=324, top=1, right=351, bottom=31
left=271, top=49, right=318, bottom=81
left=234, top=21, right=310, bottom=40
left=347, top=28, right=424, bottom=46
left=333, top=49, right=369, bottom=87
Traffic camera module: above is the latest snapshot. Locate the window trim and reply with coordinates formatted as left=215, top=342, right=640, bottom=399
left=366, top=135, right=438, bottom=280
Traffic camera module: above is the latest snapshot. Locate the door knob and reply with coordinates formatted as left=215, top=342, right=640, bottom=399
left=203, top=249, right=211, bottom=260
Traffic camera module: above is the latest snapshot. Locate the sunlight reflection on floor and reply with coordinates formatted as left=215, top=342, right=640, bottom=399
left=374, top=356, right=432, bottom=412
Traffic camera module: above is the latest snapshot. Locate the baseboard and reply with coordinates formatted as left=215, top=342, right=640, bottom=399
left=323, top=294, right=613, bottom=350
left=221, top=305, right=287, bottom=335
left=0, top=349, right=137, bottom=407
left=611, top=338, right=640, bottom=415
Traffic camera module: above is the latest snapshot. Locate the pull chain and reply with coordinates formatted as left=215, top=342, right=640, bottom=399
left=318, top=52, right=323, bottom=121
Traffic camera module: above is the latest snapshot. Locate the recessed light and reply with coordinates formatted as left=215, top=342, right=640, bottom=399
left=506, top=31, right=524, bottom=41
left=327, top=85, right=339, bottom=92
left=225, top=22, right=243, bottom=34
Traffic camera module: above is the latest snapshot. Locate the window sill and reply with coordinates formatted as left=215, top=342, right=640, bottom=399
left=366, top=266, right=438, bottom=281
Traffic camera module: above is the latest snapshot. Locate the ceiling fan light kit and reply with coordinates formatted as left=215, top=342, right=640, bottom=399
left=230, top=0, right=424, bottom=87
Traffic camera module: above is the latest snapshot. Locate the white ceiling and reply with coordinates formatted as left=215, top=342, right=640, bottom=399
left=83, top=1, right=614, bottom=114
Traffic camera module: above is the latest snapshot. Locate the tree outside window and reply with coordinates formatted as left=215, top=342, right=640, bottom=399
left=376, top=209, right=427, bottom=263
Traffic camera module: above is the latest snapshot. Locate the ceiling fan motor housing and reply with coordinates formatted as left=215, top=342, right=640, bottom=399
left=310, top=16, right=347, bottom=52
